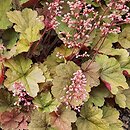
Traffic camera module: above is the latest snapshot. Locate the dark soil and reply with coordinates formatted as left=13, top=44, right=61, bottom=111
left=119, top=108, right=130, bottom=130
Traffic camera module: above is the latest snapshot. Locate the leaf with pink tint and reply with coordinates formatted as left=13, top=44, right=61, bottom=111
left=50, top=107, right=77, bottom=130
left=0, top=109, right=30, bottom=130
left=81, top=60, right=100, bottom=87
left=96, top=55, right=128, bottom=94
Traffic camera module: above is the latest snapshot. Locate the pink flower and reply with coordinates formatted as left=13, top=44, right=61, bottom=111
left=12, top=82, right=33, bottom=107
left=62, top=70, right=87, bottom=111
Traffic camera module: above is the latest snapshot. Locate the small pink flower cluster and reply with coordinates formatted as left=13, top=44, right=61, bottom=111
left=45, top=0, right=63, bottom=29
left=47, top=0, right=130, bottom=58
left=12, top=82, right=33, bottom=106
left=62, top=70, right=87, bottom=111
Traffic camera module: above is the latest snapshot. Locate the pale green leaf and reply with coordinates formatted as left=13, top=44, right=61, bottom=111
left=0, top=0, right=12, bottom=29
left=91, top=31, right=120, bottom=56
left=118, top=26, right=130, bottom=48
left=51, top=61, right=80, bottom=105
left=88, top=84, right=110, bottom=107
left=76, top=103, right=109, bottom=130
left=115, top=93, right=126, bottom=108
left=7, top=8, right=44, bottom=42
left=96, top=55, right=128, bottom=94
left=42, top=49, right=64, bottom=78
left=4, top=55, right=45, bottom=97
left=28, top=110, right=53, bottom=130
left=122, top=88, right=130, bottom=109
left=102, top=106, right=123, bottom=130
left=19, top=0, right=28, bottom=4
left=16, top=39, right=30, bottom=53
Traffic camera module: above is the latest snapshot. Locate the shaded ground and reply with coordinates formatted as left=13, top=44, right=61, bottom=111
left=119, top=108, right=130, bottom=130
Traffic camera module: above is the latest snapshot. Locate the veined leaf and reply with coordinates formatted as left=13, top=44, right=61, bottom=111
left=41, top=49, right=64, bottom=78
left=50, top=107, right=77, bottom=130
left=115, top=93, right=126, bottom=108
left=0, top=0, right=12, bottom=29
left=102, top=106, right=123, bottom=130
left=2, top=29, right=19, bottom=49
left=0, top=88, right=17, bottom=112
left=4, top=55, right=45, bottom=97
left=91, top=31, right=120, bottom=56
left=81, top=60, right=100, bottom=87
left=88, top=84, right=110, bottom=107
left=33, top=91, right=60, bottom=112
left=28, top=110, right=54, bottom=130
left=96, top=55, right=128, bottom=94
left=7, top=8, right=44, bottom=42
left=0, top=109, right=30, bottom=130
left=56, top=16, right=75, bottom=39
left=76, top=103, right=109, bottom=130
left=51, top=61, right=79, bottom=103
left=118, top=26, right=130, bottom=48
left=122, top=88, right=130, bottom=109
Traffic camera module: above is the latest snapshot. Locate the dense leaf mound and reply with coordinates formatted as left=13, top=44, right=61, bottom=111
left=0, top=0, right=130, bottom=130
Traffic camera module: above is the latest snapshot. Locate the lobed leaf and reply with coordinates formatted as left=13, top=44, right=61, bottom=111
left=51, top=61, right=79, bottom=103
left=50, top=107, right=77, bottom=130
left=33, top=91, right=60, bottom=112
left=0, top=0, right=12, bottom=29
left=4, top=55, right=45, bottom=97
left=7, top=8, right=44, bottom=42
left=28, top=110, right=53, bottom=130
left=0, top=89, right=17, bottom=112
left=76, top=103, right=109, bottom=130
left=81, top=60, right=100, bottom=87
left=96, top=55, right=128, bottom=94
left=102, top=106, right=123, bottom=130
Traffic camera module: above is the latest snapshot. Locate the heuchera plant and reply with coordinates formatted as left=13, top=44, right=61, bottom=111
left=1, top=0, right=130, bottom=129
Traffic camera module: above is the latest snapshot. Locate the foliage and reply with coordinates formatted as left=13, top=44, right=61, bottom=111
left=0, top=0, right=130, bottom=130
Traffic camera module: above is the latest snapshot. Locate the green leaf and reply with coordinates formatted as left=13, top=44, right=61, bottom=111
left=0, top=89, right=17, bottom=112
left=3, top=39, right=31, bottom=59
left=28, top=110, right=53, bottom=130
left=33, top=91, right=60, bottom=112
left=56, top=16, right=75, bottom=39
left=2, top=29, right=19, bottom=49
left=50, top=107, right=77, bottom=130
left=81, top=60, right=100, bottom=87
left=96, top=55, right=128, bottom=94
left=120, top=57, right=130, bottom=76
left=94, top=38, right=120, bottom=56
left=42, top=49, right=64, bottom=78
left=88, top=84, right=110, bottom=107
left=76, top=103, right=109, bottom=130
left=0, top=0, right=12, bottom=29
left=16, top=39, right=30, bottom=53
left=51, top=61, right=80, bottom=104
left=4, top=55, right=45, bottom=97
left=86, top=0, right=100, bottom=7
left=39, top=65, right=52, bottom=82
left=19, top=0, right=29, bottom=4
left=122, top=88, right=130, bottom=109
left=115, top=93, right=126, bottom=108
left=118, top=26, right=130, bottom=48
left=102, top=106, right=123, bottom=130
left=55, top=44, right=75, bottom=58
left=7, top=8, right=44, bottom=42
